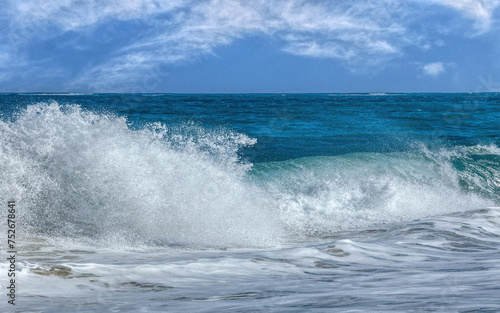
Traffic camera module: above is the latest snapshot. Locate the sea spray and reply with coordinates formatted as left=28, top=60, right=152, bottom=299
left=0, top=102, right=282, bottom=247
left=252, top=150, right=496, bottom=236
left=0, top=102, right=497, bottom=248
left=2, top=94, right=499, bottom=313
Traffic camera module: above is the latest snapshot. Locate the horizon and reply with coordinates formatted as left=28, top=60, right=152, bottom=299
left=2, top=91, right=500, bottom=95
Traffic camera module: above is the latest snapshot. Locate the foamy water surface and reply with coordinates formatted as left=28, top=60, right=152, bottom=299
left=1, top=94, right=499, bottom=312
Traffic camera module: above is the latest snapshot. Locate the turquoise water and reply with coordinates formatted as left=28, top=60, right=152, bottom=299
left=3, top=93, right=499, bottom=161
left=0, top=94, right=499, bottom=312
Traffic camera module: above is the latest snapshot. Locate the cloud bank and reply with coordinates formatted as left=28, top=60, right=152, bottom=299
left=1, top=0, right=499, bottom=91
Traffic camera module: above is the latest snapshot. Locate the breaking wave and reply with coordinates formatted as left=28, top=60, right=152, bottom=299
left=0, top=103, right=497, bottom=247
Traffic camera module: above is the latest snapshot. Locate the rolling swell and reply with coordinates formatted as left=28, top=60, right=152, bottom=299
left=0, top=102, right=498, bottom=247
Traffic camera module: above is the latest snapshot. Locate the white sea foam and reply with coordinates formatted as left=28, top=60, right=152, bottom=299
left=0, top=102, right=281, bottom=248
left=0, top=102, right=497, bottom=248
left=255, top=151, right=496, bottom=236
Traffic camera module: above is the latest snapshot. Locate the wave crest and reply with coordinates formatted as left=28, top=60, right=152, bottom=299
left=0, top=102, right=497, bottom=247
left=0, top=102, right=281, bottom=247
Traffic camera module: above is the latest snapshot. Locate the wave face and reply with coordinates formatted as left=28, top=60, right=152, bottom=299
left=251, top=147, right=499, bottom=236
left=0, top=102, right=498, bottom=247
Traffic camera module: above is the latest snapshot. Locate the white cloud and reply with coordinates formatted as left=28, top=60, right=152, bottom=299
left=67, top=0, right=416, bottom=89
left=7, top=0, right=185, bottom=31
left=1, top=0, right=499, bottom=90
left=423, top=62, right=445, bottom=76
left=438, top=0, right=500, bottom=31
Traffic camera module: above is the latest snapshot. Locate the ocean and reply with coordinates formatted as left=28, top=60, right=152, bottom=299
left=0, top=93, right=499, bottom=312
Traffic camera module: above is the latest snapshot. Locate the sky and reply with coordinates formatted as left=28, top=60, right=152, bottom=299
left=1, top=0, right=500, bottom=93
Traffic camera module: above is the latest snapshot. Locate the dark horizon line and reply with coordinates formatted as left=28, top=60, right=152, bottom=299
left=1, top=91, right=499, bottom=95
